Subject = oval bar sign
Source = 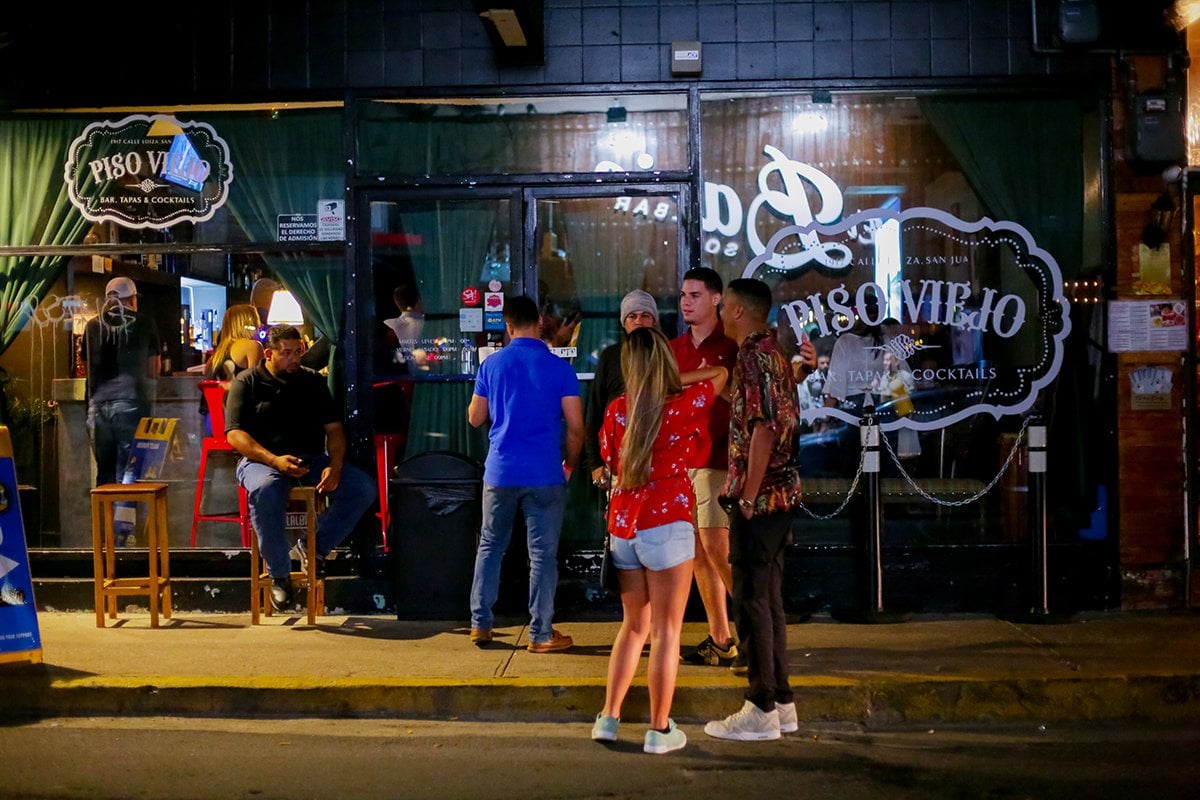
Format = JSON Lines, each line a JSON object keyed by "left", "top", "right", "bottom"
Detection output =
{"left": 744, "top": 207, "right": 1072, "bottom": 431}
{"left": 64, "top": 114, "right": 233, "bottom": 230}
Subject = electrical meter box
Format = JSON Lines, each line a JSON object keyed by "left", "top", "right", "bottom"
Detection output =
{"left": 1129, "top": 90, "right": 1186, "bottom": 164}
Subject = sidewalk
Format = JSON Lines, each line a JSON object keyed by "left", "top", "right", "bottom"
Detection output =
{"left": 3, "top": 610, "right": 1199, "bottom": 726}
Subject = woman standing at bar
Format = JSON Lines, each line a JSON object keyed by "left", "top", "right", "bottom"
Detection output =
{"left": 592, "top": 327, "right": 726, "bottom": 754}
{"left": 199, "top": 304, "right": 263, "bottom": 430}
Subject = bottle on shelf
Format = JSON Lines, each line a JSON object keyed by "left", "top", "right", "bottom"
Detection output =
{"left": 460, "top": 338, "right": 476, "bottom": 375}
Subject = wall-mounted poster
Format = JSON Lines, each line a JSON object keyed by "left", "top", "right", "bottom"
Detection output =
{"left": 1129, "top": 365, "right": 1173, "bottom": 410}
{"left": 1107, "top": 300, "right": 1188, "bottom": 353}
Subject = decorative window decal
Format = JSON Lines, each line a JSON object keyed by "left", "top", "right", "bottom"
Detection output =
{"left": 64, "top": 114, "right": 233, "bottom": 229}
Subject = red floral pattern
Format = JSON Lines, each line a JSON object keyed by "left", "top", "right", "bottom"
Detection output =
{"left": 600, "top": 381, "right": 715, "bottom": 539}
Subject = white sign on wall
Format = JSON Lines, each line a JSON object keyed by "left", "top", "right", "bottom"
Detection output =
{"left": 317, "top": 199, "right": 345, "bottom": 241}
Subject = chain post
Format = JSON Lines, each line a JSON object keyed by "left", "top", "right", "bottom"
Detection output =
{"left": 1028, "top": 415, "right": 1049, "bottom": 616}
{"left": 861, "top": 403, "right": 884, "bottom": 615}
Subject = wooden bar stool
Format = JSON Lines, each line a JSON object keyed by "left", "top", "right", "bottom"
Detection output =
{"left": 249, "top": 486, "right": 324, "bottom": 626}
{"left": 90, "top": 482, "right": 172, "bottom": 628}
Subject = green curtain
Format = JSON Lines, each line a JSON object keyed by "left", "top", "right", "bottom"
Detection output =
{"left": 0, "top": 118, "right": 93, "bottom": 352}
{"left": 921, "top": 97, "right": 1092, "bottom": 517}
{"left": 206, "top": 110, "right": 344, "bottom": 372}
{"left": 396, "top": 204, "right": 494, "bottom": 463}
{"left": 919, "top": 98, "right": 1084, "bottom": 279}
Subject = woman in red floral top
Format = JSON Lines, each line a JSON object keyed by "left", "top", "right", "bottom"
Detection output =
{"left": 591, "top": 327, "right": 726, "bottom": 754}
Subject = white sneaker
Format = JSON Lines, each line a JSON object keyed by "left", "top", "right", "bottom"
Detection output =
{"left": 703, "top": 700, "right": 781, "bottom": 741}
{"left": 777, "top": 701, "right": 798, "bottom": 733}
{"left": 290, "top": 538, "right": 308, "bottom": 571}
{"left": 643, "top": 720, "right": 686, "bottom": 754}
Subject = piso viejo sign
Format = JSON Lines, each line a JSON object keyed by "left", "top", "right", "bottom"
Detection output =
{"left": 744, "top": 206, "right": 1073, "bottom": 431}
{"left": 64, "top": 114, "right": 233, "bottom": 229}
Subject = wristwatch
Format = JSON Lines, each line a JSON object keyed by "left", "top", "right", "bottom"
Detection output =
{"left": 738, "top": 497, "right": 754, "bottom": 512}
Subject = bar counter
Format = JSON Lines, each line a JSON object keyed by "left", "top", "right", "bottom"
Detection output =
{"left": 53, "top": 376, "right": 242, "bottom": 550}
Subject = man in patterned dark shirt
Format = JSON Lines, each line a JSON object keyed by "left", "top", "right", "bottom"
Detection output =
{"left": 704, "top": 278, "right": 803, "bottom": 743}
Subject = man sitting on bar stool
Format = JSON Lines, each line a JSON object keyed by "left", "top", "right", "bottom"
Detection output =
{"left": 226, "top": 325, "right": 375, "bottom": 611}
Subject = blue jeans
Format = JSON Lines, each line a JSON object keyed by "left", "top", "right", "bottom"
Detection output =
{"left": 88, "top": 399, "right": 148, "bottom": 541}
{"left": 237, "top": 454, "right": 376, "bottom": 578}
{"left": 470, "top": 482, "right": 565, "bottom": 644}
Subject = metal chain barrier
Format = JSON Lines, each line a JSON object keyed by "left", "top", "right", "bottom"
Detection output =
{"left": 796, "top": 443, "right": 867, "bottom": 520}
{"left": 880, "top": 416, "right": 1033, "bottom": 507}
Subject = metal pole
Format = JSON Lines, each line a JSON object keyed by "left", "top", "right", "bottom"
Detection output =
{"left": 862, "top": 406, "right": 883, "bottom": 614}
{"left": 1028, "top": 420, "right": 1049, "bottom": 616}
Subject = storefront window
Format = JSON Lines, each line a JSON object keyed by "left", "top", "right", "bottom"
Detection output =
{"left": 699, "top": 91, "right": 1097, "bottom": 546}
{"left": 0, "top": 105, "right": 347, "bottom": 549}
{"left": 356, "top": 94, "right": 688, "bottom": 177}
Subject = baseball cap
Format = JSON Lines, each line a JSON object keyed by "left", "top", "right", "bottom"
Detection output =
{"left": 105, "top": 277, "right": 137, "bottom": 299}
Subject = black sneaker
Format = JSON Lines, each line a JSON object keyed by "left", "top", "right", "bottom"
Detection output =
{"left": 314, "top": 557, "right": 327, "bottom": 581}
{"left": 270, "top": 577, "right": 293, "bottom": 612}
{"left": 682, "top": 635, "right": 738, "bottom": 667}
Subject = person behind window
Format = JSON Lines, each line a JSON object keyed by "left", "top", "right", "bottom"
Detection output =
{"left": 81, "top": 277, "right": 160, "bottom": 547}
{"left": 382, "top": 283, "right": 425, "bottom": 371}
{"left": 592, "top": 326, "right": 727, "bottom": 755}
{"left": 206, "top": 304, "right": 263, "bottom": 382}
{"left": 198, "top": 304, "right": 264, "bottom": 432}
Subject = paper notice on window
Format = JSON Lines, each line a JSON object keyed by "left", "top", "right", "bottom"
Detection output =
{"left": 1107, "top": 300, "right": 1188, "bottom": 352}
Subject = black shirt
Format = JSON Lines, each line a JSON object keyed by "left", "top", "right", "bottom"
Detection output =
{"left": 81, "top": 304, "right": 159, "bottom": 404}
{"left": 225, "top": 362, "right": 338, "bottom": 457}
{"left": 582, "top": 340, "right": 627, "bottom": 475}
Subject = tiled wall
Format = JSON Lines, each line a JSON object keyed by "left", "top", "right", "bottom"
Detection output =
{"left": 2, "top": 1, "right": 1110, "bottom": 108}
{"left": 283, "top": 0, "right": 1099, "bottom": 89}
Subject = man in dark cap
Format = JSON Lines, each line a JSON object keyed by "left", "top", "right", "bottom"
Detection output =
{"left": 583, "top": 289, "right": 660, "bottom": 488}
{"left": 81, "top": 276, "right": 160, "bottom": 545}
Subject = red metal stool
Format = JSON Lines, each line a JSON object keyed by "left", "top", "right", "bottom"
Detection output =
{"left": 373, "top": 433, "right": 403, "bottom": 552}
{"left": 191, "top": 380, "right": 247, "bottom": 547}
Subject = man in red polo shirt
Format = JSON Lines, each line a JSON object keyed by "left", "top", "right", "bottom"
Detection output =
{"left": 670, "top": 267, "right": 741, "bottom": 667}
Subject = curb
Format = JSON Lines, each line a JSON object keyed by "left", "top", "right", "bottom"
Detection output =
{"left": 4, "top": 672, "right": 1198, "bottom": 726}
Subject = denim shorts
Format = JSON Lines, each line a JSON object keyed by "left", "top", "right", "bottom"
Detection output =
{"left": 610, "top": 521, "right": 696, "bottom": 572}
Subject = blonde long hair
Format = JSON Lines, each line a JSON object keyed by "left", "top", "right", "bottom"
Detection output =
{"left": 617, "top": 327, "right": 682, "bottom": 489}
{"left": 207, "top": 304, "right": 261, "bottom": 374}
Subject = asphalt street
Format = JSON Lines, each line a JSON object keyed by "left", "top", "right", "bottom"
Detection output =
{"left": 3, "top": 717, "right": 1198, "bottom": 800}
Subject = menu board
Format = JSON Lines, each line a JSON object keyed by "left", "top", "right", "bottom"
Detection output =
{"left": 1107, "top": 300, "right": 1188, "bottom": 352}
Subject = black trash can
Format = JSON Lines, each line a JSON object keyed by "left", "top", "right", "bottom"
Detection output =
{"left": 390, "top": 451, "right": 483, "bottom": 620}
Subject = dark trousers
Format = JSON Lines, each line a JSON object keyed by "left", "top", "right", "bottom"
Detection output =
{"left": 730, "top": 509, "right": 794, "bottom": 712}
{"left": 87, "top": 399, "right": 148, "bottom": 538}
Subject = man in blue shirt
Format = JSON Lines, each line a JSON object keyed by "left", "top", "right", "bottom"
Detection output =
{"left": 467, "top": 296, "right": 583, "bottom": 653}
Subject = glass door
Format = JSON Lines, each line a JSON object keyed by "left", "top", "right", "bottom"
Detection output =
{"left": 527, "top": 185, "right": 690, "bottom": 552}
{"left": 361, "top": 185, "right": 689, "bottom": 552}
{"left": 365, "top": 192, "right": 517, "bottom": 464}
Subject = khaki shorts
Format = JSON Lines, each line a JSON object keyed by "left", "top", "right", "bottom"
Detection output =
{"left": 689, "top": 468, "right": 730, "bottom": 530}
